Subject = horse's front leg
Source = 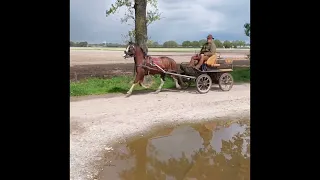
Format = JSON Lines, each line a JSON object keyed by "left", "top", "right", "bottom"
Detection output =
{"left": 154, "top": 74, "right": 165, "bottom": 94}
{"left": 126, "top": 68, "right": 144, "bottom": 97}
{"left": 126, "top": 83, "right": 138, "bottom": 97}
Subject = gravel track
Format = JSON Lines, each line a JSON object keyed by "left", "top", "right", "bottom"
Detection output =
{"left": 70, "top": 84, "right": 250, "bottom": 180}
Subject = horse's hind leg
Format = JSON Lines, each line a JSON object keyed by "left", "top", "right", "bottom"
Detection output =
{"left": 154, "top": 74, "right": 165, "bottom": 94}
{"left": 171, "top": 75, "right": 182, "bottom": 89}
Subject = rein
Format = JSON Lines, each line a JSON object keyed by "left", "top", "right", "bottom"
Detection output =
{"left": 137, "top": 57, "right": 160, "bottom": 72}
{"left": 133, "top": 49, "right": 160, "bottom": 72}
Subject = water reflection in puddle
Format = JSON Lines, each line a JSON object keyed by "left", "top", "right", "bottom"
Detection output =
{"left": 98, "top": 119, "right": 250, "bottom": 180}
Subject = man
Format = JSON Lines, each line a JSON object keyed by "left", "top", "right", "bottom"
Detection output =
{"left": 188, "top": 34, "right": 216, "bottom": 69}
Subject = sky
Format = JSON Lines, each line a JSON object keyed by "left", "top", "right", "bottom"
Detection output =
{"left": 70, "top": 0, "right": 250, "bottom": 44}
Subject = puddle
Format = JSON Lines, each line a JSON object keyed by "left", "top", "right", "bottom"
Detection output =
{"left": 98, "top": 119, "right": 250, "bottom": 180}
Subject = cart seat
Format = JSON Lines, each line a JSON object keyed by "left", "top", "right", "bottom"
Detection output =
{"left": 205, "top": 54, "right": 218, "bottom": 67}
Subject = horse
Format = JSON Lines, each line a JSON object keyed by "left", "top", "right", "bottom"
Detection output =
{"left": 122, "top": 42, "right": 183, "bottom": 96}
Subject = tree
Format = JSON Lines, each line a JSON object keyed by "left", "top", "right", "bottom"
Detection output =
{"left": 244, "top": 23, "right": 250, "bottom": 37}
{"left": 214, "top": 39, "right": 223, "bottom": 48}
{"left": 146, "top": 39, "right": 160, "bottom": 48}
{"left": 223, "top": 40, "right": 232, "bottom": 48}
{"left": 182, "top": 40, "right": 191, "bottom": 47}
{"left": 238, "top": 40, "right": 246, "bottom": 47}
{"left": 70, "top": 41, "right": 75, "bottom": 47}
{"left": 106, "top": 0, "right": 161, "bottom": 53}
{"left": 231, "top": 40, "right": 240, "bottom": 48}
{"left": 146, "top": 39, "right": 154, "bottom": 47}
{"left": 79, "top": 42, "right": 88, "bottom": 47}
{"left": 198, "top": 39, "right": 207, "bottom": 46}
{"left": 152, "top": 41, "right": 160, "bottom": 47}
{"left": 163, "top": 40, "right": 178, "bottom": 48}
{"left": 191, "top": 41, "right": 200, "bottom": 48}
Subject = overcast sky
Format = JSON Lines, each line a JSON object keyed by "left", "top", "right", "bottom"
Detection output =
{"left": 70, "top": 0, "right": 250, "bottom": 44}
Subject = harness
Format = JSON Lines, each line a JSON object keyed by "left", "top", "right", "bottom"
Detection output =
{"left": 130, "top": 45, "right": 169, "bottom": 74}
{"left": 136, "top": 56, "right": 161, "bottom": 74}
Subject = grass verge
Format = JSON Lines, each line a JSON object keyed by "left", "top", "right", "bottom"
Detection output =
{"left": 70, "top": 67, "right": 250, "bottom": 96}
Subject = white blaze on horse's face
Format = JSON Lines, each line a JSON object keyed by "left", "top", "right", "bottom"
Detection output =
{"left": 123, "top": 45, "right": 129, "bottom": 58}
{"left": 123, "top": 44, "right": 134, "bottom": 59}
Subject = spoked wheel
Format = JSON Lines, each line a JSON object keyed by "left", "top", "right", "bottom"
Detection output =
{"left": 196, "top": 74, "right": 212, "bottom": 94}
{"left": 218, "top": 73, "right": 234, "bottom": 91}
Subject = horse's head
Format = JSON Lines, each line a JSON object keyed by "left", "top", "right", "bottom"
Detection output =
{"left": 123, "top": 42, "right": 136, "bottom": 59}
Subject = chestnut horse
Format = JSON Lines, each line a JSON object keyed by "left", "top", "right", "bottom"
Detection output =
{"left": 123, "top": 42, "right": 183, "bottom": 96}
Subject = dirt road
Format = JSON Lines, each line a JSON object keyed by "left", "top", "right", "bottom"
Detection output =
{"left": 70, "top": 84, "right": 250, "bottom": 180}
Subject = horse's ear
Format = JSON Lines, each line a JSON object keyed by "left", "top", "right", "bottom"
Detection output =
{"left": 128, "top": 41, "right": 133, "bottom": 45}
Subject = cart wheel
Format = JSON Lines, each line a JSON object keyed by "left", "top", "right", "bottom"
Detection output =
{"left": 196, "top": 74, "right": 212, "bottom": 94}
{"left": 219, "top": 73, "right": 234, "bottom": 91}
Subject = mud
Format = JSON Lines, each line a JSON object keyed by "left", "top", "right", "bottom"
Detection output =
{"left": 97, "top": 119, "right": 250, "bottom": 180}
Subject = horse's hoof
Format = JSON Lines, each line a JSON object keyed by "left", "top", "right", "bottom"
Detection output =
{"left": 153, "top": 91, "right": 160, "bottom": 94}
{"left": 125, "top": 93, "right": 131, "bottom": 97}
{"left": 176, "top": 86, "right": 182, "bottom": 90}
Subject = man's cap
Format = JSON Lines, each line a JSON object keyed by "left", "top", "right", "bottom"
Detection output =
{"left": 207, "top": 34, "right": 214, "bottom": 39}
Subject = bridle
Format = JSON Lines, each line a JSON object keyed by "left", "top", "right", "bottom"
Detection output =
{"left": 123, "top": 44, "right": 136, "bottom": 59}
{"left": 124, "top": 44, "right": 158, "bottom": 72}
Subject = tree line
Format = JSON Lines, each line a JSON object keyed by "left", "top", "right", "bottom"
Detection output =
{"left": 70, "top": 39, "right": 249, "bottom": 49}
{"left": 70, "top": 41, "right": 88, "bottom": 47}
{"left": 149, "top": 39, "right": 248, "bottom": 48}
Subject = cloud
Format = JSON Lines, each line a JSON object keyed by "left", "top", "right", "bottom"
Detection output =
{"left": 70, "top": 0, "right": 250, "bottom": 44}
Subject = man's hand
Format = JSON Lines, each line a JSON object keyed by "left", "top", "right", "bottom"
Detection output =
{"left": 204, "top": 52, "right": 211, "bottom": 57}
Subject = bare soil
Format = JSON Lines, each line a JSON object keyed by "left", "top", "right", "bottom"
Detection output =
{"left": 70, "top": 50, "right": 250, "bottom": 81}
{"left": 70, "top": 50, "right": 249, "bottom": 66}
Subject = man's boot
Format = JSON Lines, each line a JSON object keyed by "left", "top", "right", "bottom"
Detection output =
{"left": 195, "top": 59, "right": 204, "bottom": 69}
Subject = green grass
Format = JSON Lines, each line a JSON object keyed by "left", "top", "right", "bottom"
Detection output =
{"left": 70, "top": 75, "right": 176, "bottom": 96}
{"left": 70, "top": 67, "right": 250, "bottom": 96}
{"left": 231, "top": 67, "right": 250, "bottom": 82}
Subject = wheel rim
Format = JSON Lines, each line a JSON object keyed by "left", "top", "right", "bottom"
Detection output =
{"left": 198, "top": 76, "right": 211, "bottom": 91}
{"left": 220, "top": 74, "right": 233, "bottom": 91}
